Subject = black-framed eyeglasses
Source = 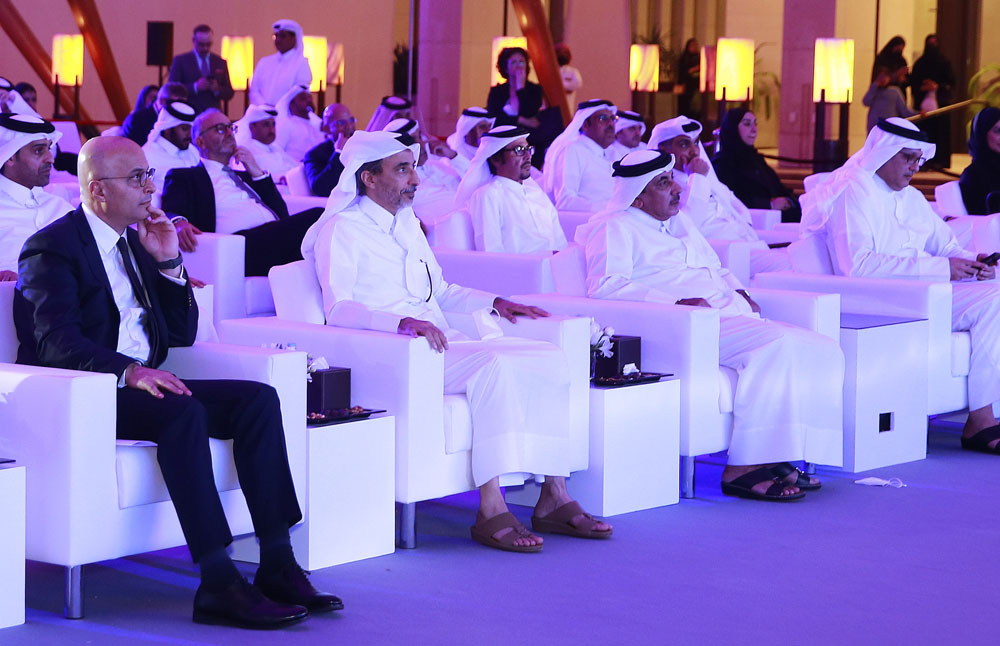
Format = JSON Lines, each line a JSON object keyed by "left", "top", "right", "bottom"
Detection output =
{"left": 96, "top": 167, "right": 156, "bottom": 187}
{"left": 507, "top": 144, "right": 534, "bottom": 158}
{"left": 206, "top": 123, "right": 237, "bottom": 136}
{"left": 900, "top": 152, "right": 927, "bottom": 168}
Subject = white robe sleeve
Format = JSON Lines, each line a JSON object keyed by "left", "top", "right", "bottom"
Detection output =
{"left": 427, "top": 247, "right": 499, "bottom": 312}
{"left": 553, "top": 146, "right": 592, "bottom": 211}
{"left": 826, "top": 184, "right": 951, "bottom": 279}
{"left": 922, "top": 198, "right": 977, "bottom": 261}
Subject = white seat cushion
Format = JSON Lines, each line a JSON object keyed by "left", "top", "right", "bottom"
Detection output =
{"left": 718, "top": 366, "right": 738, "bottom": 414}
{"left": 115, "top": 438, "right": 241, "bottom": 509}
{"left": 951, "top": 331, "right": 971, "bottom": 377}
{"left": 244, "top": 276, "right": 276, "bottom": 316}
{"left": 442, "top": 394, "right": 473, "bottom": 454}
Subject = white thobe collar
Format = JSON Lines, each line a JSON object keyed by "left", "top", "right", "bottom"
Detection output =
{"left": 150, "top": 135, "right": 188, "bottom": 158}
{"left": 494, "top": 175, "right": 526, "bottom": 194}
{"left": 578, "top": 134, "right": 614, "bottom": 161}
{"left": 0, "top": 172, "right": 44, "bottom": 206}
{"left": 358, "top": 196, "right": 404, "bottom": 236}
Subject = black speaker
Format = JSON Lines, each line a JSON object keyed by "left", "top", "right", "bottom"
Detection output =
{"left": 146, "top": 21, "right": 174, "bottom": 67}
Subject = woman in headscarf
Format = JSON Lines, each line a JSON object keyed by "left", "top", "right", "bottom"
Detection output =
{"left": 872, "top": 35, "right": 908, "bottom": 93}
{"left": 712, "top": 107, "right": 801, "bottom": 222}
{"left": 959, "top": 107, "right": 1000, "bottom": 215}
{"left": 676, "top": 38, "right": 701, "bottom": 119}
{"left": 910, "top": 34, "right": 955, "bottom": 169}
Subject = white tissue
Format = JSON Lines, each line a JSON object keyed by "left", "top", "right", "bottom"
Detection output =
{"left": 854, "top": 477, "right": 906, "bottom": 488}
{"left": 623, "top": 363, "right": 640, "bottom": 376}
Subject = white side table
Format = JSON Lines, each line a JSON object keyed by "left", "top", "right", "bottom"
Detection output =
{"left": 567, "top": 378, "right": 680, "bottom": 516}
{"left": 0, "top": 464, "right": 25, "bottom": 628}
{"left": 840, "top": 314, "right": 930, "bottom": 472}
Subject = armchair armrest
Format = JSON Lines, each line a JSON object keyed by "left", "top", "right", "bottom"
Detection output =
{"left": 0, "top": 364, "right": 117, "bottom": 564}
{"left": 749, "top": 208, "right": 781, "bottom": 230}
{"left": 753, "top": 288, "right": 841, "bottom": 340}
{"left": 755, "top": 228, "right": 799, "bottom": 245}
{"left": 218, "top": 317, "right": 446, "bottom": 501}
{"left": 284, "top": 195, "right": 328, "bottom": 213}
{"left": 434, "top": 248, "right": 554, "bottom": 295}
{"left": 183, "top": 233, "right": 246, "bottom": 324}
{"left": 708, "top": 238, "right": 760, "bottom": 287}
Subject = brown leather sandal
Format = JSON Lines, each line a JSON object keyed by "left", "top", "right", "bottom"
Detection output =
{"left": 470, "top": 511, "right": 543, "bottom": 553}
{"left": 531, "top": 501, "right": 613, "bottom": 539}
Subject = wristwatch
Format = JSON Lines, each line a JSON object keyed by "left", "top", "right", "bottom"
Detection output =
{"left": 157, "top": 253, "right": 183, "bottom": 270}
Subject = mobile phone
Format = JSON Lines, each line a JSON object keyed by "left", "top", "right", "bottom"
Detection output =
{"left": 983, "top": 252, "right": 1000, "bottom": 266}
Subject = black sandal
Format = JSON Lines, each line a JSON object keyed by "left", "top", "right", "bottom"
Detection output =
{"left": 961, "top": 425, "right": 1000, "bottom": 455}
{"left": 771, "top": 462, "right": 821, "bottom": 491}
{"left": 721, "top": 466, "right": 806, "bottom": 502}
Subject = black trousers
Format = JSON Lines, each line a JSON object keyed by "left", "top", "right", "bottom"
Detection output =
{"left": 237, "top": 207, "right": 324, "bottom": 277}
{"left": 116, "top": 379, "right": 302, "bottom": 562}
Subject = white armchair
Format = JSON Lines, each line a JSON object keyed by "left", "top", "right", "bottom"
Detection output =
{"left": 519, "top": 244, "right": 840, "bottom": 497}
{"left": 183, "top": 234, "right": 275, "bottom": 325}
{"left": 434, "top": 248, "right": 555, "bottom": 295}
{"left": 934, "top": 180, "right": 968, "bottom": 217}
{"left": 217, "top": 260, "right": 590, "bottom": 547}
{"left": 0, "top": 282, "right": 307, "bottom": 618}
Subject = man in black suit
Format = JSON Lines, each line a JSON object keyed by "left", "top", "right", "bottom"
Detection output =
{"left": 121, "top": 83, "right": 188, "bottom": 147}
{"left": 303, "top": 103, "right": 355, "bottom": 197}
{"left": 168, "top": 24, "right": 235, "bottom": 113}
{"left": 162, "top": 109, "right": 322, "bottom": 276}
{"left": 14, "top": 136, "right": 341, "bottom": 628}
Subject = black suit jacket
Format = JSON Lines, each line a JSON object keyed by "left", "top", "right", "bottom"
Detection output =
{"left": 168, "top": 51, "right": 235, "bottom": 112}
{"left": 302, "top": 139, "right": 344, "bottom": 197}
{"left": 14, "top": 207, "right": 197, "bottom": 378}
{"left": 121, "top": 106, "right": 157, "bottom": 146}
{"left": 161, "top": 163, "right": 289, "bottom": 233}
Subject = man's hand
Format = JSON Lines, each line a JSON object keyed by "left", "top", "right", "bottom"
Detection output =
{"left": 428, "top": 139, "right": 457, "bottom": 159}
{"left": 493, "top": 297, "right": 549, "bottom": 323}
{"left": 950, "top": 257, "right": 987, "bottom": 281}
{"left": 175, "top": 219, "right": 202, "bottom": 252}
{"left": 398, "top": 317, "right": 449, "bottom": 352}
{"left": 0, "top": 270, "right": 16, "bottom": 282}
{"left": 737, "top": 289, "right": 761, "bottom": 313}
{"left": 232, "top": 146, "right": 264, "bottom": 177}
{"left": 675, "top": 297, "right": 710, "bottom": 307}
{"left": 194, "top": 77, "right": 213, "bottom": 92}
{"left": 189, "top": 275, "right": 207, "bottom": 288}
{"left": 137, "top": 206, "right": 179, "bottom": 263}
{"left": 976, "top": 253, "right": 997, "bottom": 280}
{"left": 770, "top": 197, "right": 793, "bottom": 210}
{"left": 685, "top": 158, "right": 710, "bottom": 176}
{"left": 125, "top": 364, "right": 192, "bottom": 399}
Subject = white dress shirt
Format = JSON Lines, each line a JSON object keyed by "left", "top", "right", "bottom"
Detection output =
{"left": 242, "top": 138, "right": 299, "bottom": 181}
{"left": 142, "top": 136, "right": 200, "bottom": 198}
{"left": 201, "top": 159, "right": 277, "bottom": 233}
{"left": 548, "top": 135, "right": 614, "bottom": 212}
{"left": 583, "top": 206, "right": 751, "bottom": 315}
{"left": 0, "top": 173, "right": 73, "bottom": 272}
{"left": 677, "top": 170, "right": 759, "bottom": 242}
{"left": 469, "top": 176, "right": 567, "bottom": 253}
{"left": 276, "top": 115, "right": 325, "bottom": 164}
{"left": 313, "top": 196, "right": 497, "bottom": 334}
{"left": 249, "top": 51, "right": 312, "bottom": 107}
{"left": 825, "top": 173, "right": 975, "bottom": 279}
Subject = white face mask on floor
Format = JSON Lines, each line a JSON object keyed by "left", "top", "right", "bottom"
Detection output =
{"left": 854, "top": 477, "right": 907, "bottom": 488}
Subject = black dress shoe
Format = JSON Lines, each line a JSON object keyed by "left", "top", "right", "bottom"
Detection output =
{"left": 254, "top": 563, "right": 344, "bottom": 613}
{"left": 193, "top": 577, "right": 309, "bottom": 628}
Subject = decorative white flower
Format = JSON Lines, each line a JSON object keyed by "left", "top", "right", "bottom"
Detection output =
{"left": 589, "top": 318, "right": 603, "bottom": 346}
{"left": 597, "top": 337, "right": 613, "bottom": 358}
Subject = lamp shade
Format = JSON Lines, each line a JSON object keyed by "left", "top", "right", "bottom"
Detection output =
{"left": 699, "top": 45, "right": 716, "bottom": 94}
{"left": 221, "top": 36, "right": 254, "bottom": 91}
{"left": 629, "top": 44, "right": 659, "bottom": 92}
{"left": 52, "top": 34, "right": 83, "bottom": 86}
{"left": 813, "top": 38, "right": 854, "bottom": 103}
{"left": 715, "top": 38, "right": 754, "bottom": 101}
{"left": 491, "top": 36, "right": 528, "bottom": 86}
{"left": 303, "top": 36, "right": 328, "bottom": 92}
{"left": 329, "top": 42, "right": 345, "bottom": 86}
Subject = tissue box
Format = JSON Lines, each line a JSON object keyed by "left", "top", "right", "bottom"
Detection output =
{"left": 307, "top": 367, "right": 351, "bottom": 413}
{"left": 594, "top": 335, "right": 641, "bottom": 378}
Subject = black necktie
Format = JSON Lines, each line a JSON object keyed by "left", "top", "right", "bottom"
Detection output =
{"left": 221, "top": 166, "right": 281, "bottom": 220}
{"left": 116, "top": 237, "right": 160, "bottom": 362}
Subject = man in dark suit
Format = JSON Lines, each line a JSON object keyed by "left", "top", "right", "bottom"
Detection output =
{"left": 168, "top": 24, "right": 235, "bottom": 113}
{"left": 303, "top": 103, "right": 355, "bottom": 197}
{"left": 121, "top": 83, "right": 188, "bottom": 147}
{"left": 162, "top": 109, "right": 322, "bottom": 276}
{"left": 14, "top": 136, "right": 341, "bottom": 628}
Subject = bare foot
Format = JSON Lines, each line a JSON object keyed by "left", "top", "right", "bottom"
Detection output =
{"left": 534, "top": 478, "right": 612, "bottom": 534}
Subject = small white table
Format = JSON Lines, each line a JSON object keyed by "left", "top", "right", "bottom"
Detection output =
{"left": 840, "top": 314, "right": 930, "bottom": 473}
{"left": 567, "top": 378, "right": 680, "bottom": 516}
{"left": 0, "top": 463, "right": 25, "bottom": 628}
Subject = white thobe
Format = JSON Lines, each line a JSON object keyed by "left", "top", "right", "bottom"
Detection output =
{"left": 275, "top": 115, "right": 325, "bottom": 165}
{"left": 607, "top": 141, "right": 641, "bottom": 162}
{"left": 242, "top": 138, "right": 299, "bottom": 181}
{"left": 826, "top": 173, "right": 1000, "bottom": 410}
{"left": 0, "top": 174, "right": 73, "bottom": 272}
{"left": 141, "top": 136, "right": 200, "bottom": 198}
{"left": 249, "top": 51, "right": 312, "bottom": 107}
{"left": 312, "top": 196, "right": 572, "bottom": 484}
{"left": 584, "top": 207, "right": 844, "bottom": 465}
{"left": 469, "top": 176, "right": 567, "bottom": 253}
{"left": 548, "top": 136, "right": 614, "bottom": 212}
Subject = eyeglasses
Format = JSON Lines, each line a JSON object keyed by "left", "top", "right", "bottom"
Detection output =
{"left": 205, "top": 123, "right": 237, "bottom": 136}
{"left": 506, "top": 144, "right": 535, "bottom": 158}
{"left": 900, "top": 152, "right": 927, "bottom": 168}
{"left": 96, "top": 167, "right": 156, "bottom": 187}
{"left": 332, "top": 117, "right": 357, "bottom": 127}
